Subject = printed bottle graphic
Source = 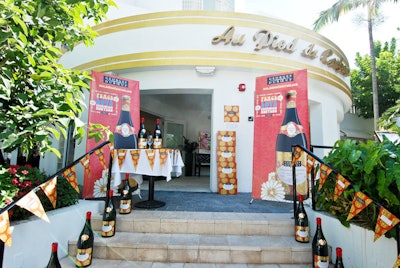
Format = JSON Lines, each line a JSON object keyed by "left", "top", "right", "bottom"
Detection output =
{"left": 153, "top": 118, "right": 163, "bottom": 149}
{"left": 138, "top": 117, "right": 148, "bottom": 149}
{"left": 114, "top": 95, "right": 138, "bottom": 149}
{"left": 275, "top": 90, "right": 308, "bottom": 200}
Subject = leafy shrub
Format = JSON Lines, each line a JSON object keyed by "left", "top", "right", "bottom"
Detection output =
{"left": 317, "top": 138, "right": 400, "bottom": 239}
{"left": 0, "top": 164, "right": 79, "bottom": 221}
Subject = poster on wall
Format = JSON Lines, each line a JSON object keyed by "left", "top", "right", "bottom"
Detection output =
{"left": 83, "top": 71, "right": 140, "bottom": 198}
{"left": 252, "top": 69, "right": 310, "bottom": 202}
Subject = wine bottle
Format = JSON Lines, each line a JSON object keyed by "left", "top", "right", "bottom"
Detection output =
{"left": 138, "top": 117, "right": 148, "bottom": 149}
{"left": 114, "top": 95, "right": 138, "bottom": 149}
{"left": 334, "top": 247, "right": 345, "bottom": 268}
{"left": 312, "top": 217, "right": 329, "bottom": 268}
{"left": 102, "top": 189, "right": 116, "bottom": 237}
{"left": 294, "top": 194, "right": 309, "bottom": 243}
{"left": 45, "top": 242, "right": 61, "bottom": 268}
{"left": 275, "top": 89, "right": 308, "bottom": 200}
{"left": 153, "top": 118, "right": 162, "bottom": 149}
{"left": 119, "top": 174, "right": 132, "bottom": 214}
{"left": 75, "top": 211, "right": 94, "bottom": 267}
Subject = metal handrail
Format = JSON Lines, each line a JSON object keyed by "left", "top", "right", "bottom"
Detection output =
{"left": 292, "top": 144, "right": 400, "bottom": 257}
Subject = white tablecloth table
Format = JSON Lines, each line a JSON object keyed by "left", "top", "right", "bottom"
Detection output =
{"left": 111, "top": 149, "right": 184, "bottom": 208}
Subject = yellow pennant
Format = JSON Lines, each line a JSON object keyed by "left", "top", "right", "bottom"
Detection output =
{"left": 62, "top": 166, "right": 79, "bottom": 193}
{"left": 40, "top": 177, "right": 57, "bottom": 208}
{"left": 0, "top": 211, "right": 12, "bottom": 247}
{"left": 16, "top": 191, "right": 49, "bottom": 223}
{"left": 333, "top": 173, "right": 351, "bottom": 201}
{"left": 374, "top": 206, "right": 399, "bottom": 242}
{"left": 346, "top": 191, "right": 373, "bottom": 221}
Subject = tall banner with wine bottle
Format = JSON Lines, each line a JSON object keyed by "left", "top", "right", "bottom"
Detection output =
{"left": 83, "top": 71, "right": 140, "bottom": 198}
{"left": 252, "top": 69, "right": 310, "bottom": 202}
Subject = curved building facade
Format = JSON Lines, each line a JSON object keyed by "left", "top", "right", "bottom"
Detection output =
{"left": 57, "top": 9, "right": 352, "bottom": 193}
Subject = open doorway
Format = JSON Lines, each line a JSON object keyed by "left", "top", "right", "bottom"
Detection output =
{"left": 140, "top": 89, "right": 212, "bottom": 192}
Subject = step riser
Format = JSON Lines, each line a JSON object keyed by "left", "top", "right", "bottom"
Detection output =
{"left": 91, "top": 216, "right": 294, "bottom": 236}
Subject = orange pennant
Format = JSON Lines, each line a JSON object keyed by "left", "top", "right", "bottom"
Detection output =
{"left": 0, "top": 211, "right": 12, "bottom": 247}
{"left": 108, "top": 143, "right": 114, "bottom": 152}
{"left": 291, "top": 146, "right": 303, "bottom": 166}
{"left": 374, "top": 206, "right": 400, "bottom": 242}
{"left": 145, "top": 149, "right": 156, "bottom": 170}
{"left": 95, "top": 148, "right": 107, "bottom": 170}
{"left": 62, "top": 166, "right": 79, "bottom": 193}
{"left": 306, "top": 154, "right": 316, "bottom": 177}
{"left": 334, "top": 174, "right": 350, "bottom": 201}
{"left": 41, "top": 177, "right": 57, "bottom": 208}
{"left": 346, "top": 191, "right": 373, "bottom": 221}
{"left": 117, "top": 149, "right": 127, "bottom": 169}
{"left": 16, "top": 191, "right": 49, "bottom": 223}
{"left": 318, "top": 164, "right": 332, "bottom": 190}
{"left": 159, "top": 149, "right": 169, "bottom": 169}
{"left": 80, "top": 154, "right": 91, "bottom": 177}
{"left": 393, "top": 254, "right": 400, "bottom": 267}
{"left": 129, "top": 149, "right": 141, "bottom": 171}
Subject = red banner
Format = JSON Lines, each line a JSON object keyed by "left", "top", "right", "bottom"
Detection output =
{"left": 83, "top": 71, "right": 139, "bottom": 198}
{"left": 252, "top": 69, "right": 310, "bottom": 201}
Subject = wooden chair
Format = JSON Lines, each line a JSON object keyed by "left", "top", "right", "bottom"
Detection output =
{"left": 194, "top": 152, "right": 210, "bottom": 176}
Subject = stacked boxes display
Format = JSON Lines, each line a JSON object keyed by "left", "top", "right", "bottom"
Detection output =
{"left": 216, "top": 131, "right": 237, "bottom": 194}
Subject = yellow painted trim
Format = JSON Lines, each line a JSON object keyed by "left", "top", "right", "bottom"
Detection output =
{"left": 73, "top": 50, "right": 351, "bottom": 98}
{"left": 93, "top": 10, "right": 348, "bottom": 66}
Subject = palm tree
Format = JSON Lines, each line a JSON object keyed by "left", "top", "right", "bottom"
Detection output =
{"left": 313, "top": 0, "right": 398, "bottom": 131}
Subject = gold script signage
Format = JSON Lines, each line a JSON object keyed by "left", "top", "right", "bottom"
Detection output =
{"left": 211, "top": 26, "right": 349, "bottom": 77}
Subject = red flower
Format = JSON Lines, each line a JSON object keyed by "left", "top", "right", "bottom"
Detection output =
{"left": 8, "top": 167, "right": 17, "bottom": 175}
{"left": 21, "top": 170, "right": 29, "bottom": 175}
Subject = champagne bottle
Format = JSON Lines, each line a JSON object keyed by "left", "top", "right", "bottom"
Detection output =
{"left": 294, "top": 194, "right": 309, "bottom": 243}
{"left": 138, "top": 117, "right": 148, "bottom": 149}
{"left": 119, "top": 174, "right": 132, "bottom": 214}
{"left": 75, "top": 211, "right": 94, "bottom": 267}
{"left": 312, "top": 217, "right": 329, "bottom": 268}
{"left": 334, "top": 247, "right": 345, "bottom": 268}
{"left": 102, "top": 189, "right": 116, "bottom": 237}
{"left": 275, "top": 90, "right": 308, "bottom": 200}
{"left": 153, "top": 118, "right": 162, "bottom": 149}
{"left": 114, "top": 95, "right": 138, "bottom": 149}
{"left": 45, "top": 242, "right": 61, "bottom": 268}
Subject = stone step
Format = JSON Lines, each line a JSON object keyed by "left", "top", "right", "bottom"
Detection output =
{"left": 90, "top": 211, "right": 295, "bottom": 236}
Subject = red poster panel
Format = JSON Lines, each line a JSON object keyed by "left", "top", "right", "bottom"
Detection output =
{"left": 252, "top": 69, "right": 310, "bottom": 202}
{"left": 83, "top": 71, "right": 140, "bottom": 198}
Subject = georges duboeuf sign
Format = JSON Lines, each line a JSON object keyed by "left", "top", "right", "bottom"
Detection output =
{"left": 211, "top": 26, "right": 350, "bottom": 77}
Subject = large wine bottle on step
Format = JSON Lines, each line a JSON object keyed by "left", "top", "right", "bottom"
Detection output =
{"left": 102, "top": 189, "right": 116, "bottom": 237}
{"left": 275, "top": 89, "right": 308, "bottom": 200}
{"left": 138, "top": 117, "right": 148, "bottom": 149}
{"left": 294, "top": 194, "right": 309, "bottom": 243}
{"left": 312, "top": 217, "right": 329, "bottom": 268}
{"left": 334, "top": 247, "right": 345, "bottom": 268}
{"left": 45, "top": 242, "right": 61, "bottom": 268}
{"left": 119, "top": 174, "right": 132, "bottom": 214}
{"left": 114, "top": 95, "right": 138, "bottom": 149}
{"left": 153, "top": 118, "right": 162, "bottom": 149}
{"left": 75, "top": 211, "right": 94, "bottom": 267}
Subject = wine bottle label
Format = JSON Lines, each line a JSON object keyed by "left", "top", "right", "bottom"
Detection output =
{"left": 115, "top": 123, "right": 135, "bottom": 137}
{"left": 80, "top": 234, "right": 89, "bottom": 241}
{"left": 276, "top": 151, "right": 307, "bottom": 195}
{"left": 101, "top": 220, "right": 115, "bottom": 237}
{"left": 138, "top": 138, "right": 147, "bottom": 149}
{"left": 119, "top": 200, "right": 132, "bottom": 213}
{"left": 75, "top": 247, "right": 92, "bottom": 266}
{"left": 298, "top": 212, "right": 306, "bottom": 219}
{"left": 279, "top": 121, "right": 303, "bottom": 137}
{"left": 153, "top": 138, "right": 162, "bottom": 149}
{"left": 313, "top": 255, "right": 329, "bottom": 268}
{"left": 295, "top": 226, "right": 309, "bottom": 242}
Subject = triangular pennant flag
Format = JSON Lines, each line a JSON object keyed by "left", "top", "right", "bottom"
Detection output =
{"left": 346, "top": 191, "right": 373, "bottom": 221}
{"left": 117, "top": 149, "right": 127, "bottom": 169}
{"left": 129, "top": 149, "right": 141, "bottom": 171}
{"left": 0, "top": 211, "right": 12, "bottom": 247}
{"left": 145, "top": 149, "right": 156, "bottom": 170}
{"left": 108, "top": 143, "right": 114, "bottom": 152}
{"left": 16, "top": 191, "right": 49, "bottom": 223}
{"left": 62, "top": 166, "right": 80, "bottom": 193}
{"left": 318, "top": 164, "right": 332, "bottom": 190}
{"left": 393, "top": 254, "right": 400, "bottom": 267}
{"left": 80, "top": 154, "right": 91, "bottom": 177}
{"left": 40, "top": 177, "right": 57, "bottom": 208}
{"left": 159, "top": 148, "right": 169, "bottom": 169}
{"left": 291, "top": 146, "right": 303, "bottom": 166}
{"left": 334, "top": 173, "right": 350, "bottom": 201}
{"left": 306, "top": 154, "right": 316, "bottom": 177}
{"left": 95, "top": 148, "right": 107, "bottom": 170}
{"left": 374, "top": 206, "right": 400, "bottom": 242}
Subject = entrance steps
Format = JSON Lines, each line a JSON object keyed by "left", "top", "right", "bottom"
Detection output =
{"left": 60, "top": 210, "right": 312, "bottom": 267}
